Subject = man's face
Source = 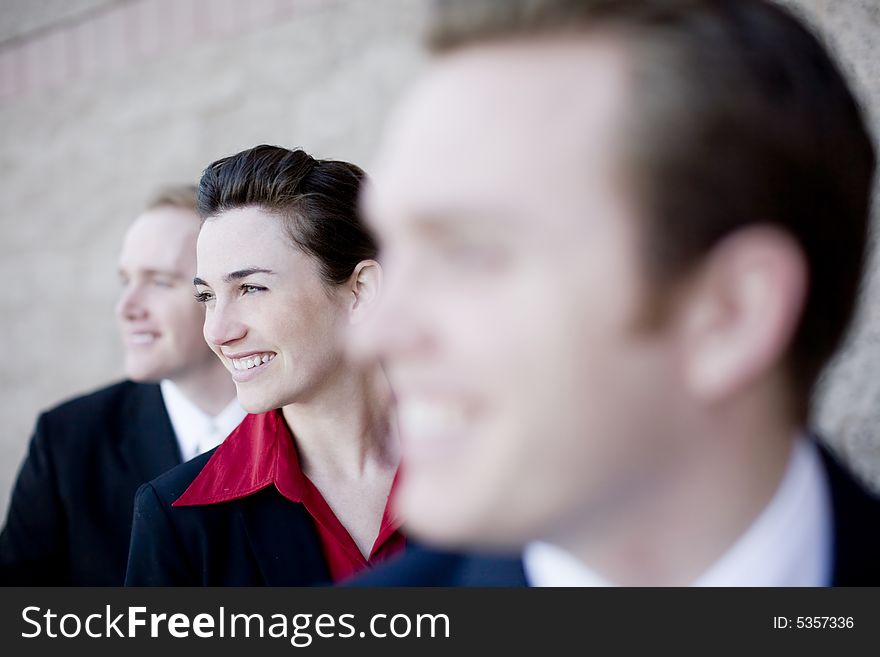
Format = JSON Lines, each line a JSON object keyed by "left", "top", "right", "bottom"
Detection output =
{"left": 353, "top": 39, "right": 686, "bottom": 550}
{"left": 115, "top": 206, "right": 217, "bottom": 383}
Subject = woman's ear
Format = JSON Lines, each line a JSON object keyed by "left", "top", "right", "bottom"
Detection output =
{"left": 348, "top": 259, "right": 383, "bottom": 323}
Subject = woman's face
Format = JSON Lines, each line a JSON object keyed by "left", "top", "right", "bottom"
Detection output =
{"left": 195, "top": 206, "right": 350, "bottom": 413}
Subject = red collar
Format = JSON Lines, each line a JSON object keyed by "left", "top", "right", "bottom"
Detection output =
{"left": 173, "top": 409, "right": 405, "bottom": 581}
{"left": 173, "top": 410, "right": 309, "bottom": 507}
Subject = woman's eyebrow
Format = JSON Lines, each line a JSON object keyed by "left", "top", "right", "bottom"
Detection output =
{"left": 224, "top": 267, "right": 276, "bottom": 282}
{"left": 193, "top": 268, "right": 277, "bottom": 287}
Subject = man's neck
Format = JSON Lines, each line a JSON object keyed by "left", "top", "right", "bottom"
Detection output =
{"left": 557, "top": 414, "right": 800, "bottom": 586}
{"left": 168, "top": 361, "right": 237, "bottom": 416}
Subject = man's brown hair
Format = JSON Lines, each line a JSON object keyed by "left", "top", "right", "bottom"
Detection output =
{"left": 428, "top": 0, "right": 877, "bottom": 418}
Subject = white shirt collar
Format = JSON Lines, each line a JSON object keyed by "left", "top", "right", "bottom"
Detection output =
{"left": 159, "top": 379, "right": 246, "bottom": 463}
{"left": 523, "top": 436, "right": 833, "bottom": 587}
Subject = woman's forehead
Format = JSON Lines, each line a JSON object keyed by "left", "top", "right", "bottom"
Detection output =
{"left": 196, "top": 209, "right": 305, "bottom": 281}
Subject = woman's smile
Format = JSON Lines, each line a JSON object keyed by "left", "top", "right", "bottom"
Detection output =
{"left": 225, "top": 350, "right": 277, "bottom": 382}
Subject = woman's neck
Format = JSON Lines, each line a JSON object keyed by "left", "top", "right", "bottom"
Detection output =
{"left": 281, "top": 364, "right": 399, "bottom": 480}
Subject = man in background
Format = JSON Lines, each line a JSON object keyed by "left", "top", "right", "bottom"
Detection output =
{"left": 0, "top": 185, "right": 244, "bottom": 585}
{"left": 349, "top": 0, "right": 880, "bottom": 585}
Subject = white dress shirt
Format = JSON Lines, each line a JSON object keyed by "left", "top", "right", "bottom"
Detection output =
{"left": 160, "top": 379, "right": 246, "bottom": 463}
{"left": 523, "top": 436, "right": 833, "bottom": 587}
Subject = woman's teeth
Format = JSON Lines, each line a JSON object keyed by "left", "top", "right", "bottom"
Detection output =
{"left": 231, "top": 353, "right": 275, "bottom": 370}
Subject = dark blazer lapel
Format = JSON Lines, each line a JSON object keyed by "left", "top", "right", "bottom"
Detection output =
{"left": 456, "top": 553, "right": 529, "bottom": 586}
{"left": 345, "top": 546, "right": 528, "bottom": 587}
{"left": 238, "top": 488, "right": 330, "bottom": 586}
{"left": 123, "top": 383, "right": 182, "bottom": 484}
{"left": 817, "top": 443, "right": 880, "bottom": 585}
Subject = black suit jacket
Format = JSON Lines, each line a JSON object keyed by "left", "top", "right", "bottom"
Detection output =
{"left": 125, "top": 449, "right": 330, "bottom": 586}
{"left": 0, "top": 381, "right": 182, "bottom": 586}
{"left": 350, "top": 445, "right": 880, "bottom": 586}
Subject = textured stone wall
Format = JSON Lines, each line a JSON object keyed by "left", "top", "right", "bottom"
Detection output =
{"left": 0, "top": 0, "right": 878, "bottom": 518}
{"left": 781, "top": 0, "right": 880, "bottom": 491}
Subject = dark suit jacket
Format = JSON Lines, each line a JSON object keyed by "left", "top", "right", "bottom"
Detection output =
{"left": 125, "top": 449, "right": 330, "bottom": 586}
{"left": 349, "top": 445, "right": 880, "bottom": 586}
{"left": 0, "top": 381, "right": 182, "bottom": 586}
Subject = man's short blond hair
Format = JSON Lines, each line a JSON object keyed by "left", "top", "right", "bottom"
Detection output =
{"left": 144, "top": 184, "right": 199, "bottom": 214}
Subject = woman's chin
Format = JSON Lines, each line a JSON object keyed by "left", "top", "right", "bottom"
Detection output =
{"left": 236, "top": 394, "right": 277, "bottom": 415}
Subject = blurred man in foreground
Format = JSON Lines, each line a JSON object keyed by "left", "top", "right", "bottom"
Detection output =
{"left": 349, "top": 0, "right": 879, "bottom": 585}
{"left": 0, "top": 186, "right": 243, "bottom": 585}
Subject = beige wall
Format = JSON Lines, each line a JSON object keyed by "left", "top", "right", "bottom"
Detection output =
{"left": 0, "top": 0, "right": 878, "bottom": 518}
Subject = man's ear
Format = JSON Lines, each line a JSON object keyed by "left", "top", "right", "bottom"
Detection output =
{"left": 678, "top": 225, "right": 808, "bottom": 403}
{"left": 348, "top": 259, "right": 383, "bottom": 324}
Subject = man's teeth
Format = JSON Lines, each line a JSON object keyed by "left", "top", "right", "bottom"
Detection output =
{"left": 231, "top": 353, "right": 275, "bottom": 371}
{"left": 130, "top": 333, "right": 155, "bottom": 344}
{"left": 397, "top": 399, "right": 468, "bottom": 441}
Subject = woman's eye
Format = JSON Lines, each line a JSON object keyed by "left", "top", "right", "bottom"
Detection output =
{"left": 242, "top": 284, "right": 265, "bottom": 295}
{"left": 194, "top": 291, "right": 214, "bottom": 304}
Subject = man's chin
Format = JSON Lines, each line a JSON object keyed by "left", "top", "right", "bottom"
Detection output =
{"left": 124, "top": 364, "right": 163, "bottom": 383}
{"left": 397, "top": 487, "right": 525, "bottom": 554}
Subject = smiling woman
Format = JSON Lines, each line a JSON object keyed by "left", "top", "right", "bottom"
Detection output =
{"left": 194, "top": 202, "right": 361, "bottom": 414}
{"left": 125, "top": 145, "right": 404, "bottom": 586}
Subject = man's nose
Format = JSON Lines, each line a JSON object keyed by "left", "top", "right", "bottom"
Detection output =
{"left": 115, "top": 282, "right": 147, "bottom": 321}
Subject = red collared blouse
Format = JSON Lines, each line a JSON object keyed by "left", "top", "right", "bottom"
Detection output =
{"left": 173, "top": 410, "right": 405, "bottom": 582}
